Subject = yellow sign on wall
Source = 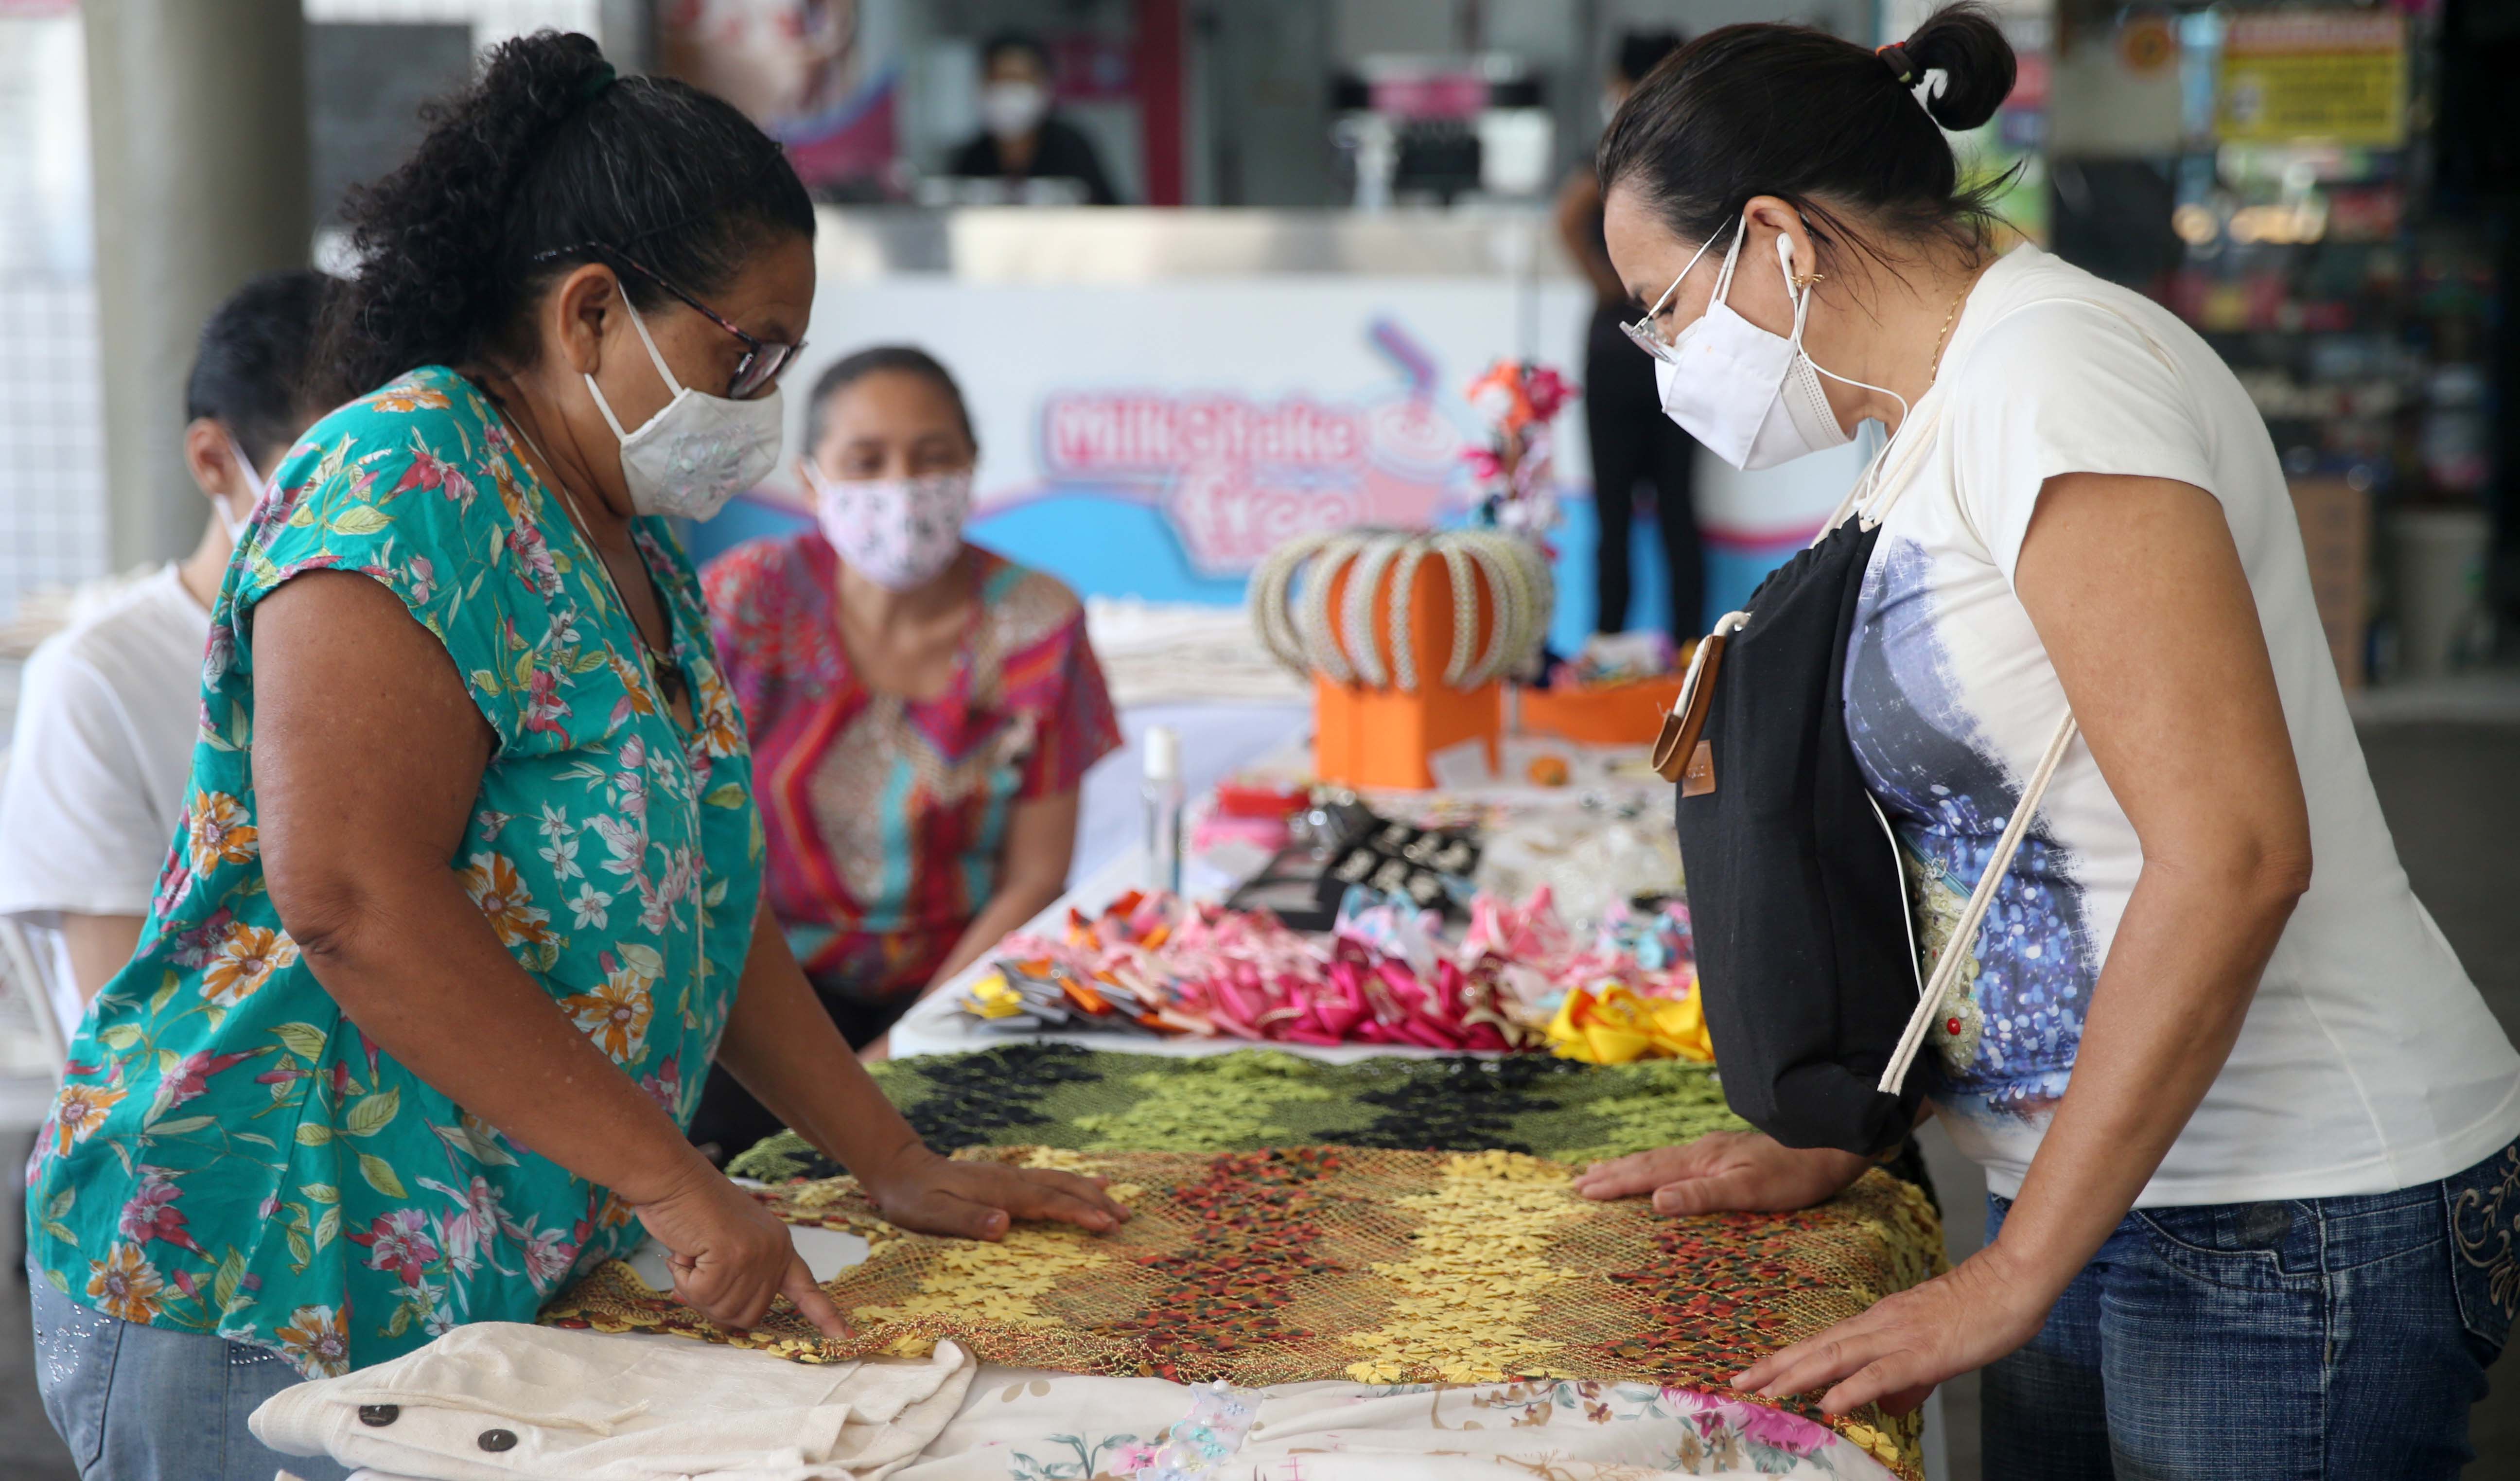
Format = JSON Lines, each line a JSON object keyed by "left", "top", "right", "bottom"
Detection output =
{"left": 2218, "top": 12, "right": 2407, "bottom": 148}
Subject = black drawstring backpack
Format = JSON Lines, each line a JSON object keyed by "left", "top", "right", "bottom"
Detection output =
{"left": 1652, "top": 421, "right": 2079, "bottom": 1156}
{"left": 1654, "top": 517, "right": 1921, "bottom": 1154}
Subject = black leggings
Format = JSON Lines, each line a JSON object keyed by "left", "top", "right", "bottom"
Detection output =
{"left": 1585, "top": 306, "right": 1704, "bottom": 640}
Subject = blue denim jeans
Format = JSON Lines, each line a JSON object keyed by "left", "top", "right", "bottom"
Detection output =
{"left": 28, "top": 1265, "right": 351, "bottom": 1481}
{"left": 1982, "top": 1139, "right": 2520, "bottom": 1480}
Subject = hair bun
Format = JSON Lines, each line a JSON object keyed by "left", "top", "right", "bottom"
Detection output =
{"left": 479, "top": 29, "right": 615, "bottom": 125}
{"left": 1900, "top": 2, "right": 2015, "bottom": 132}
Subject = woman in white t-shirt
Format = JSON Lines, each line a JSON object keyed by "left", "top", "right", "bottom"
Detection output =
{"left": 0, "top": 270, "right": 330, "bottom": 1032}
{"left": 1572, "top": 6, "right": 2520, "bottom": 1473}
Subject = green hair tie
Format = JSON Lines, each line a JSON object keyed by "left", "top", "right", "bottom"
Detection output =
{"left": 578, "top": 61, "right": 618, "bottom": 106}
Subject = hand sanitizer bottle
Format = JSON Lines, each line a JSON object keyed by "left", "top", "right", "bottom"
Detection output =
{"left": 1143, "top": 725, "right": 1185, "bottom": 895}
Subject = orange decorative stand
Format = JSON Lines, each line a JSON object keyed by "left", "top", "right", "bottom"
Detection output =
{"left": 1516, "top": 672, "right": 1688, "bottom": 747}
{"left": 1251, "top": 530, "right": 1551, "bottom": 792}
{"left": 1314, "top": 677, "right": 1503, "bottom": 790}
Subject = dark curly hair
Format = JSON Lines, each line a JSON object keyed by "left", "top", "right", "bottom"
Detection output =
{"left": 316, "top": 30, "right": 814, "bottom": 404}
{"left": 1598, "top": 3, "right": 2016, "bottom": 268}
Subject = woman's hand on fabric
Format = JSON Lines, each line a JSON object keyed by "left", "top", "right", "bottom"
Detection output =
{"left": 862, "top": 1146, "right": 1131, "bottom": 1240}
{"left": 629, "top": 1159, "right": 852, "bottom": 1340}
{"left": 1730, "top": 1242, "right": 2054, "bottom": 1416}
{"left": 1572, "top": 1130, "right": 1870, "bottom": 1215}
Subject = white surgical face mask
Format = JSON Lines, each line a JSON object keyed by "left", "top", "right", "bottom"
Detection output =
{"left": 216, "top": 435, "right": 266, "bottom": 544}
{"left": 980, "top": 80, "right": 1050, "bottom": 140}
{"left": 1636, "top": 219, "right": 1902, "bottom": 471}
{"left": 808, "top": 465, "right": 974, "bottom": 591}
{"left": 584, "top": 298, "right": 783, "bottom": 522}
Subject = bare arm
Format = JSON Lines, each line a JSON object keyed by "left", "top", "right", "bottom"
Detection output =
{"left": 253, "top": 571, "right": 843, "bottom": 1334}
{"left": 1554, "top": 167, "right": 1626, "bottom": 305}
{"left": 60, "top": 913, "right": 144, "bottom": 1004}
{"left": 711, "top": 888, "right": 1125, "bottom": 1238}
{"left": 1735, "top": 473, "right": 2312, "bottom": 1413}
{"left": 1965, "top": 475, "right": 2310, "bottom": 1275}
{"left": 925, "top": 789, "right": 1080, "bottom": 990}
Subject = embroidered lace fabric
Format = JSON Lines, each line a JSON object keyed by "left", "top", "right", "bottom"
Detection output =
{"left": 725, "top": 1045, "right": 1755, "bottom": 1180}
{"left": 543, "top": 1144, "right": 1940, "bottom": 1480}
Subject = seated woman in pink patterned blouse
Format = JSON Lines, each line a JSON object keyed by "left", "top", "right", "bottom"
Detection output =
{"left": 693, "top": 346, "right": 1120, "bottom": 1157}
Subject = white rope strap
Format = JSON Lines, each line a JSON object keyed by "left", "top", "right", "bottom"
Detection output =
{"left": 1876, "top": 710, "right": 2081, "bottom": 1094}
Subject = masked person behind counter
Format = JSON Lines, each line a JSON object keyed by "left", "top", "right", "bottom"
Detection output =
{"left": 25, "top": 34, "right": 1125, "bottom": 1479}
{"left": 1568, "top": 7, "right": 2520, "bottom": 1475}
{"left": 944, "top": 29, "right": 1123, "bottom": 206}
{"left": 0, "top": 270, "right": 329, "bottom": 1040}
{"left": 689, "top": 346, "right": 1119, "bottom": 1158}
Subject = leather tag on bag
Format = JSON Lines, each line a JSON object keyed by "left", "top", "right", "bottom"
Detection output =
{"left": 1681, "top": 739, "right": 1715, "bottom": 797}
{"left": 1652, "top": 632, "right": 1728, "bottom": 784}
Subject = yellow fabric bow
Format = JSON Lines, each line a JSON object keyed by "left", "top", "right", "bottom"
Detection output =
{"left": 1545, "top": 982, "right": 1715, "bottom": 1064}
{"left": 966, "top": 970, "right": 1027, "bottom": 1020}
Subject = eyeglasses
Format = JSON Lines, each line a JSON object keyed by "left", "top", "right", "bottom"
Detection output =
{"left": 535, "top": 244, "right": 805, "bottom": 400}
{"left": 1619, "top": 303, "right": 1684, "bottom": 363}
{"left": 1618, "top": 223, "right": 1731, "bottom": 363}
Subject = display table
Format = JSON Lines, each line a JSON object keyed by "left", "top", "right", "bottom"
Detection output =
{"left": 575, "top": 748, "right": 1947, "bottom": 1481}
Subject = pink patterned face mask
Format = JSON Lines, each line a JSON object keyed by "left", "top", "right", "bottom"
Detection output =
{"left": 807, "top": 466, "right": 973, "bottom": 590}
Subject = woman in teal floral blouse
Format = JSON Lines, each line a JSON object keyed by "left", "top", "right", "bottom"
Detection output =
{"left": 26, "top": 34, "right": 1121, "bottom": 1479}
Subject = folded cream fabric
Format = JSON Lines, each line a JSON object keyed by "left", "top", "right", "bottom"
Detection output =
{"left": 251, "top": 1323, "right": 974, "bottom": 1481}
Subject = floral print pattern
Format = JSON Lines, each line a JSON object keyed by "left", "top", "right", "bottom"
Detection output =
{"left": 186, "top": 790, "right": 260, "bottom": 875}
{"left": 48, "top": 1082, "right": 128, "bottom": 1157}
{"left": 199, "top": 921, "right": 298, "bottom": 1005}
{"left": 561, "top": 954, "right": 658, "bottom": 1062}
{"left": 276, "top": 1305, "right": 354, "bottom": 1378}
{"left": 893, "top": 1372, "right": 1899, "bottom": 1481}
{"left": 25, "top": 365, "right": 762, "bottom": 1375}
{"left": 86, "top": 1243, "right": 168, "bottom": 1324}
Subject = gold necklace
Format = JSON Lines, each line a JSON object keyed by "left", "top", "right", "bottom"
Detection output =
{"left": 1849, "top": 260, "right": 1992, "bottom": 523}
{"left": 1927, "top": 261, "right": 1990, "bottom": 383}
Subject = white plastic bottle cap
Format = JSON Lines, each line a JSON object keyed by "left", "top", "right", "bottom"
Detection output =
{"left": 1143, "top": 725, "right": 1182, "bottom": 782}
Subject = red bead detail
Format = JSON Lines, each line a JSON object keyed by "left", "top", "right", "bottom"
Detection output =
{"left": 1944, "top": 1017, "right": 1962, "bottom": 1035}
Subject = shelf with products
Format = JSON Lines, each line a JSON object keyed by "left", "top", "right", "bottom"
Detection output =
{"left": 2046, "top": 0, "right": 2502, "bottom": 680}
{"left": 2085, "top": 124, "right": 2485, "bottom": 496}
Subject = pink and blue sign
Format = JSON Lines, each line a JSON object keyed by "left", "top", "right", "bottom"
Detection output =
{"left": 692, "top": 282, "right": 1862, "bottom": 651}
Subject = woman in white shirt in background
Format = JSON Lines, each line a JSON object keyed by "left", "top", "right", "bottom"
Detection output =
{"left": 1572, "top": 6, "right": 2520, "bottom": 1475}
{"left": 0, "top": 269, "right": 331, "bottom": 1032}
